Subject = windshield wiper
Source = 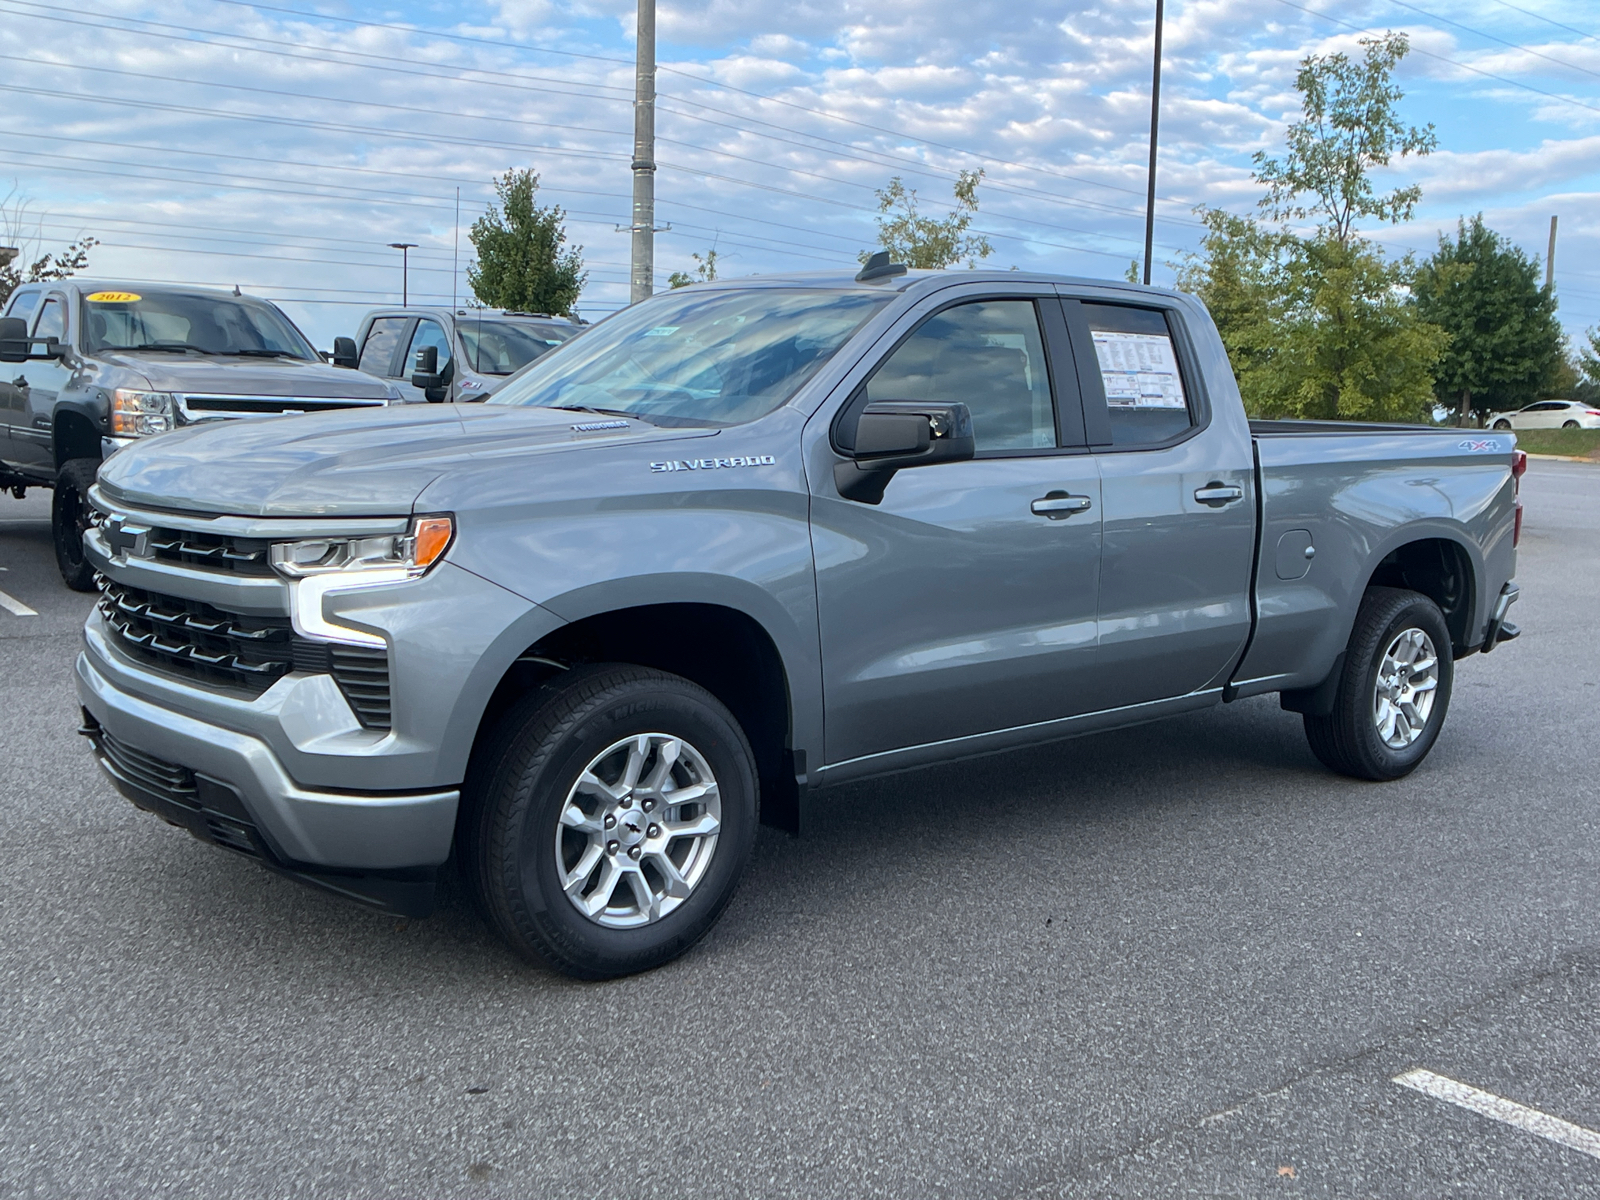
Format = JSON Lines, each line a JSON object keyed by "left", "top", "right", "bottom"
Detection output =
{"left": 112, "top": 342, "right": 216, "bottom": 354}
{"left": 545, "top": 404, "right": 655, "bottom": 424}
{"left": 221, "top": 348, "right": 307, "bottom": 359}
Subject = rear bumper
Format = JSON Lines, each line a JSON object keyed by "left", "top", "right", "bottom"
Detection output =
{"left": 1481, "top": 581, "right": 1521, "bottom": 652}
{"left": 76, "top": 648, "right": 459, "bottom": 875}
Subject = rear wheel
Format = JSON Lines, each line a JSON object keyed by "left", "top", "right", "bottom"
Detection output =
{"left": 52, "top": 458, "right": 99, "bottom": 592}
{"left": 1303, "top": 587, "right": 1453, "bottom": 781}
{"left": 1563, "top": 420, "right": 1580, "bottom": 429}
{"left": 459, "top": 664, "right": 758, "bottom": 979}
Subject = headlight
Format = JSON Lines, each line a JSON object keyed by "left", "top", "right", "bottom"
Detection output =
{"left": 270, "top": 516, "right": 453, "bottom": 647}
{"left": 110, "top": 389, "right": 174, "bottom": 436}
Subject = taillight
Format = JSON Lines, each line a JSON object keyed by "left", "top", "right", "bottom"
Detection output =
{"left": 1586, "top": 410, "right": 1600, "bottom": 417}
{"left": 1511, "top": 449, "right": 1526, "bottom": 548}
{"left": 1514, "top": 500, "right": 1524, "bottom": 548}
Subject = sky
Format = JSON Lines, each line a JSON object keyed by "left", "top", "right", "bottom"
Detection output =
{"left": 1, "top": 0, "right": 1597, "bottom": 351}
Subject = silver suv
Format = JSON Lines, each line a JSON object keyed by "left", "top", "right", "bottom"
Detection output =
{"left": 340, "top": 307, "right": 583, "bottom": 403}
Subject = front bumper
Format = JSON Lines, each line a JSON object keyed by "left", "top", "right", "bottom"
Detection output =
{"left": 76, "top": 648, "right": 459, "bottom": 876}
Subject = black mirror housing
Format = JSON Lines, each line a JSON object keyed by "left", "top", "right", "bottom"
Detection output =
{"left": 331, "top": 336, "right": 359, "bottom": 369}
{"left": 834, "top": 400, "right": 975, "bottom": 503}
{"left": 0, "top": 316, "right": 26, "bottom": 364}
{"left": 411, "top": 345, "right": 448, "bottom": 401}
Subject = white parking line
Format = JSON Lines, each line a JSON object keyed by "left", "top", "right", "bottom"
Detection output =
{"left": 1395, "top": 1068, "right": 1600, "bottom": 1162}
{"left": 0, "top": 587, "right": 38, "bottom": 617}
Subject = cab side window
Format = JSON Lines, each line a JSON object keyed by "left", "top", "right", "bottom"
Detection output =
{"left": 1080, "top": 303, "right": 1194, "bottom": 447}
{"left": 405, "top": 319, "right": 453, "bottom": 376}
{"left": 866, "top": 300, "right": 1055, "bottom": 453}
{"left": 6, "top": 291, "right": 41, "bottom": 323}
{"left": 358, "top": 317, "right": 409, "bottom": 376}
{"left": 32, "top": 297, "right": 66, "bottom": 342}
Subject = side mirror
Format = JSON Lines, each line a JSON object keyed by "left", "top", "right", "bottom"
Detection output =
{"left": 0, "top": 316, "right": 27, "bottom": 364}
{"left": 833, "top": 400, "right": 975, "bottom": 503}
{"left": 331, "top": 336, "right": 359, "bottom": 369}
{"left": 411, "top": 345, "right": 449, "bottom": 402}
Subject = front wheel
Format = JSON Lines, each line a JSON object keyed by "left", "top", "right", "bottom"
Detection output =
{"left": 52, "top": 458, "right": 100, "bottom": 592}
{"left": 1303, "top": 587, "right": 1454, "bottom": 781}
{"left": 1492, "top": 419, "right": 1511, "bottom": 430}
{"left": 459, "top": 664, "right": 758, "bottom": 979}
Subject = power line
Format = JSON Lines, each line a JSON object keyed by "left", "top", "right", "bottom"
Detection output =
{"left": 1484, "top": 0, "right": 1598, "bottom": 44}
{"left": 1381, "top": 0, "right": 1600, "bottom": 82}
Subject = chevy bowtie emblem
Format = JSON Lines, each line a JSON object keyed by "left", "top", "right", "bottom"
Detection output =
{"left": 103, "top": 515, "right": 153, "bottom": 559}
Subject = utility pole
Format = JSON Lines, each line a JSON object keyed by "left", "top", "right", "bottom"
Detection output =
{"left": 1142, "top": 0, "right": 1164, "bottom": 287}
{"left": 1545, "top": 214, "right": 1558, "bottom": 292}
{"left": 630, "top": 0, "right": 657, "bottom": 304}
{"left": 453, "top": 188, "right": 460, "bottom": 310}
{"left": 388, "top": 242, "right": 418, "bottom": 306}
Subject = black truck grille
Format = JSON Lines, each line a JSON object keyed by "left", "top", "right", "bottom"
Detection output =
{"left": 98, "top": 578, "right": 392, "bottom": 729}
{"left": 146, "top": 527, "right": 273, "bottom": 576}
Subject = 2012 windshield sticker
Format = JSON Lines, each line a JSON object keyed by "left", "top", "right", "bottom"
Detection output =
{"left": 651, "top": 455, "right": 777, "bottom": 473}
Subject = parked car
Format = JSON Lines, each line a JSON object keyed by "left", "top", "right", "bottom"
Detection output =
{"left": 339, "top": 307, "right": 583, "bottom": 403}
{"left": 1488, "top": 399, "right": 1600, "bottom": 430}
{"left": 0, "top": 281, "right": 401, "bottom": 590}
{"left": 76, "top": 262, "right": 1523, "bottom": 979}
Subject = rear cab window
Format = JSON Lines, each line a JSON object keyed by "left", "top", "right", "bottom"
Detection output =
{"left": 1080, "top": 303, "right": 1195, "bottom": 447}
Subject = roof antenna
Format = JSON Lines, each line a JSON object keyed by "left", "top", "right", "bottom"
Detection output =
{"left": 233, "top": 283, "right": 241, "bottom": 296}
{"left": 855, "top": 251, "right": 907, "bottom": 283}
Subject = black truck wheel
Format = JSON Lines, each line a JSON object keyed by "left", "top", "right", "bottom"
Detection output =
{"left": 1303, "top": 587, "right": 1454, "bottom": 781}
{"left": 52, "top": 458, "right": 100, "bottom": 593}
{"left": 459, "top": 664, "right": 758, "bottom": 979}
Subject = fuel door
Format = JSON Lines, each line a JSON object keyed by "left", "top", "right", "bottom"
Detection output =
{"left": 1274, "top": 529, "right": 1315, "bottom": 580}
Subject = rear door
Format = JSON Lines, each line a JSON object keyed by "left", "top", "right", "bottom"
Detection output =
{"left": 812, "top": 287, "right": 1104, "bottom": 766}
{"left": 1064, "top": 294, "right": 1256, "bottom": 710}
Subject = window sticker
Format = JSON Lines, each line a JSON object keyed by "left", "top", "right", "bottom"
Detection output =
{"left": 642, "top": 326, "right": 679, "bottom": 337}
{"left": 1091, "top": 330, "right": 1187, "bottom": 409}
{"left": 86, "top": 291, "right": 141, "bottom": 303}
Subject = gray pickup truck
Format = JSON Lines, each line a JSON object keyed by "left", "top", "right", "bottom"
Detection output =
{"left": 74, "top": 263, "right": 1523, "bottom": 979}
{"left": 0, "top": 281, "right": 399, "bottom": 590}
{"left": 341, "top": 306, "right": 583, "bottom": 403}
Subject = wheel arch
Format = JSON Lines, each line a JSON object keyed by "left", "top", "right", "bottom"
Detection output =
{"left": 54, "top": 405, "right": 101, "bottom": 468}
{"left": 1362, "top": 530, "right": 1481, "bottom": 657}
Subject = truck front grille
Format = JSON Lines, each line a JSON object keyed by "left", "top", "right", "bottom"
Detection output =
{"left": 181, "top": 394, "right": 387, "bottom": 415}
{"left": 146, "top": 527, "right": 273, "bottom": 576}
{"left": 97, "top": 578, "right": 392, "bottom": 729}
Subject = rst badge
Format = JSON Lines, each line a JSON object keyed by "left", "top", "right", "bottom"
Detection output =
{"left": 650, "top": 455, "right": 776, "bottom": 473}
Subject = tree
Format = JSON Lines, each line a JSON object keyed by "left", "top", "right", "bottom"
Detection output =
{"left": 1578, "top": 327, "right": 1600, "bottom": 390}
{"left": 1178, "top": 32, "right": 1446, "bottom": 421}
{"left": 1411, "top": 215, "right": 1564, "bottom": 425}
{"left": 863, "top": 169, "right": 992, "bottom": 269}
{"left": 1253, "top": 32, "right": 1437, "bottom": 244}
{"left": 0, "top": 189, "right": 98, "bottom": 307}
{"left": 668, "top": 247, "right": 720, "bottom": 289}
{"left": 467, "top": 169, "right": 585, "bottom": 315}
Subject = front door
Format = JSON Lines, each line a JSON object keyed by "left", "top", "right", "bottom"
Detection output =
{"left": 8, "top": 294, "right": 71, "bottom": 476}
{"left": 397, "top": 317, "right": 455, "bottom": 403}
{"left": 1066, "top": 296, "right": 1256, "bottom": 710}
{"left": 812, "top": 292, "right": 1103, "bottom": 767}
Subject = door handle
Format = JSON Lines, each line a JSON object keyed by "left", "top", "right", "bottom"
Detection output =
{"left": 1031, "top": 493, "right": 1093, "bottom": 519}
{"left": 1193, "top": 483, "right": 1244, "bottom": 507}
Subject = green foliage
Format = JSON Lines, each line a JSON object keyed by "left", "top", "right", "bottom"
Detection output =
{"left": 668, "top": 247, "right": 720, "bottom": 289}
{"left": 0, "top": 190, "right": 97, "bottom": 306}
{"left": 467, "top": 169, "right": 585, "bottom": 316}
{"left": 1411, "top": 215, "right": 1564, "bottom": 424}
{"left": 1580, "top": 327, "right": 1600, "bottom": 389}
{"left": 1253, "top": 32, "right": 1436, "bottom": 244}
{"left": 1179, "top": 31, "right": 1445, "bottom": 421}
{"left": 863, "top": 170, "right": 993, "bottom": 269}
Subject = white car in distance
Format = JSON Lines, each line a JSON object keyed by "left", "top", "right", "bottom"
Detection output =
{"left": 1488, "top": 399, "right": 1600, "bottom": 430}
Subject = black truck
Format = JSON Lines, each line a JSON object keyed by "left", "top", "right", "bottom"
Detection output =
{"left": 0, "top": 281, "right": 399, "bottom": 589}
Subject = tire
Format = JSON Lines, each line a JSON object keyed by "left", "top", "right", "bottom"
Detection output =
{"left": 1563, "top": 420, "right": 1579, "bottom": 429}
{"left": 1303, "top": 587, "right": 1454, "bottom": 781}
{"left": 458, "top": 664, "right": 759, "bottom": 979}
{"left": 52, "top": 458, "right": 100, "bottom": 592}
{"left": 1492, "top": 419, "right": 1511, "bottom": 430}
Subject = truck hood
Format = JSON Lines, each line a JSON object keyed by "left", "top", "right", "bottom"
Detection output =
{"left": 100, "top": 352, "right": 396, "bottom": 400}
{"left": 96, "top": 404, "right": 714, "bottom": 517}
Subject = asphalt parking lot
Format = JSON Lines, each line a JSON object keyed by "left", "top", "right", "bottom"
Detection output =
{"left": 1, "top": 460, "right": 1597, "bottom": 1199}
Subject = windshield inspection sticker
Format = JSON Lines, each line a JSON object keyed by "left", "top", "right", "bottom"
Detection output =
{"left": 86, "top": 291, "right": 141, "bottom": 303}
{"left": 1091, "top": 330, "right": 1187, "bottom": 409}
{"left": 651, "top": 455, "right": 776, "bottom": 473}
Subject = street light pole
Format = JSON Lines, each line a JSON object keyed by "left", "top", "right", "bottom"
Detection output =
{"left": 1142, "top": 0, "right": 1165, "bottom": 287}
{"left": 388, "top": 242, "right": 418, "bottom": 306}
{"left": 629, "top": 0, "right": 657, "bottom": 304}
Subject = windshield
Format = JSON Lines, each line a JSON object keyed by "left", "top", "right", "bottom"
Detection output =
{"left": 79, "top": 289, "right": 317, "bottom": 359}
{"left": 458, "top": 318, "right": 579, "bottom": 376}
{"left": 486, "top": 287, "right": 889, "bottom": 426}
